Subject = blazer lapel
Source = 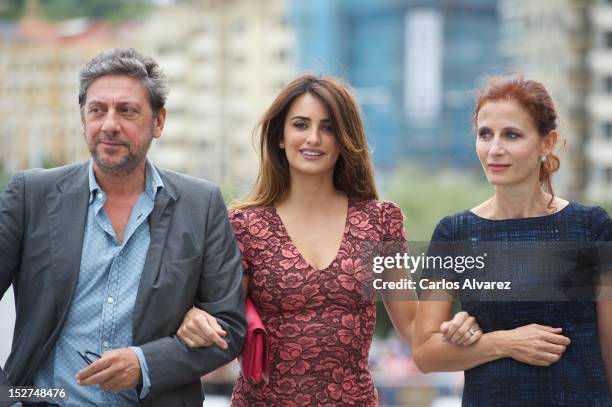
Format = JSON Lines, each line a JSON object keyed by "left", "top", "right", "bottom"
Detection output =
{"left": 132, "top": 180, "right": 177, "bottom": 342}
{"left": 46, "top": 163, "right": 89, "bottom": 324}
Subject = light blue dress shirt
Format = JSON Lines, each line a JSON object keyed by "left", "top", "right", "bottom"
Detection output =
{"left": 33, "top": 160, "right": 162, "bottom": 406}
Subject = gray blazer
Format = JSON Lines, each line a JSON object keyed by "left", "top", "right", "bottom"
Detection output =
{"left": 0, "top": 162, "right": 246, "bottom": 406}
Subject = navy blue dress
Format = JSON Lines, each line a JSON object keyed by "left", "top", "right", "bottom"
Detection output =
{"left": 429, "top": 202, "right": 612, "bottom": 406}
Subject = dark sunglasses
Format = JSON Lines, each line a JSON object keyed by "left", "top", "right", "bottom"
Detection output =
{"left": 77, "top": 350, "right": 101, "bottom": 366}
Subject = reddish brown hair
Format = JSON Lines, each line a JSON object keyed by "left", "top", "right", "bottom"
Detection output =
{"left": 473, "top": 75, "right": 561, "bottom": 206}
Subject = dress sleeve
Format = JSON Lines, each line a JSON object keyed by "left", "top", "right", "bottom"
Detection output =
{"left": 591, "top": 206, "right": 612, "bottom": 276}
{"left": 423, "top": 216, "right": 459, "bottom": 282}
{"left": 381, "top": 201, "right": 408, "bottom": 242}
{"left": 379, "top": 201, "right": 409, "bottom": 262}
{"left": 228, "top": 209, "right": 253, "bottom": 276}
{"left": 431, "top": 215, "right": 454, "bottom": 242}
{"left": 592, "top": 206, "right": 612, "bottom": 242}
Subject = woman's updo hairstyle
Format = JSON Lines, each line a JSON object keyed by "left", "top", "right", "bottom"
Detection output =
{"left": 473, "top": 75, "right": 561, "bottom": 204}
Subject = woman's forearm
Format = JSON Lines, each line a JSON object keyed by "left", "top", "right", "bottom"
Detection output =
{"left": 606, "top": 359, "right": 612, "bottom": 395}
{"left": 384, "top": 299, "right": 417, "bottom": 345}
{"left": 597, "top": 300, "right": 612, "bottom": 393}
{"left": 602, "top": 336, "right": 612, "bottom": 393}
{"left": 599, "top": 326, "right": 612, "bottom": 393}
{"left": 413, "top": 330, "right": 507, "bottom": 373}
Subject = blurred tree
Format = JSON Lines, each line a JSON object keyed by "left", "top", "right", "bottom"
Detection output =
{"left": 219, "top": 182, "right": 242, "bottom": 207}
{"left": 597, "top": 201, "right": 612, "bottom": 215}
{"left": 0, "top": 175, "right": 7, "bottom": 191}
{"left": 0, "top": 156, "right": 6, "bottom": 190}
{"left": 1, "top": 0, "right": 152, "bottom": 21}
{"left": 375, "top": 165, "right": 492, "bottom": 337}
{"left": 386, "top": 165, "right": 492, "bottom": 241}
{"left": 41, "top": 0, "right": 151, "bottom": 21}
{"left": 0, "top": 0, "right": 21, "bottom": 19}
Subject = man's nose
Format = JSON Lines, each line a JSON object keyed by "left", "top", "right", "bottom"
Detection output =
{"left": 100, "top": 110, "right": 121, "bottom": 134}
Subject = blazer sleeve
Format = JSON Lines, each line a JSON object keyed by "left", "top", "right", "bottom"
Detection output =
{"left": 0, "top": 172, "right": 25, "bottom": 386}
{"left": 139, "top": 185, "right": 247, "bottom": 399}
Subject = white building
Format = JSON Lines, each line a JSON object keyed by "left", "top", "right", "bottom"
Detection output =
{"left": 0, "top": 19, "right": 114, "bottom": 175}
{"left": 134, "top": 0, "right": 295, "bottom": 190}
{"left": 586, "top": 0, "right": 612, "bottom": 201}
{"left": 498, "top": 0, "right": 594, "bottom": 201}
{"left": 0, "top": 0, "right": 295, "bottom": 193}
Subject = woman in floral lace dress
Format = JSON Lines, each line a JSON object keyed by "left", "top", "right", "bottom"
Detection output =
{"left": 177, "top": 74, "right": 481, "bottom": 405}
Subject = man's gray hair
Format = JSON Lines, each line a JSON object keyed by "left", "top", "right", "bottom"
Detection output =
{"left": 78, "top": 48, "right": 168, "bottom": 116}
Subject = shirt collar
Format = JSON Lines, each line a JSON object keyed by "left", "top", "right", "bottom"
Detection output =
{"left": 87, "top": 159, "right": 164, "bottom": 204}
{"left": 144, "top": 159, "right": 164, "bottom": 200}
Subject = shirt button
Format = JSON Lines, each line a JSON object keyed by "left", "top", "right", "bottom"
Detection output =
{"left": 103, "top": 341, "right": 110, "bottom": 348}
{"left": 107, "top": 297, "right": 114, "bottom": 304}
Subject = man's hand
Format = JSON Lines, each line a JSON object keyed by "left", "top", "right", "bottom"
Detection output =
{"left": 76, "top": 348, "right": 141, "bottom": 392}
{"left": 177, "top": 307, "right": 228, "bottom": 350}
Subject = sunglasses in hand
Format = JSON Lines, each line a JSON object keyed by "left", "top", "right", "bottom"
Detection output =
{"left": 77, "top": 350, "right": 101, "bottom": 366}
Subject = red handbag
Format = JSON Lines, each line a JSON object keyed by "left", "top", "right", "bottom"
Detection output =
{"left": 239, "top": 297, "right": 269, "bottom": 383}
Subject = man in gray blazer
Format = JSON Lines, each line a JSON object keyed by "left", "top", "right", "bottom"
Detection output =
{"left": 0, "top": 48, "right": 246, "bottom": 406}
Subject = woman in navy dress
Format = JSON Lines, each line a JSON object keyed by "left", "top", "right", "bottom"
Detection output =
{"left": 413, "top": 76, "right": 612, "bottom": 406}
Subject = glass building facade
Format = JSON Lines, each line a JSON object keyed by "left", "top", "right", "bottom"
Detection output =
{"left": 289, "top": 0, "right": 500, "bottom": 169}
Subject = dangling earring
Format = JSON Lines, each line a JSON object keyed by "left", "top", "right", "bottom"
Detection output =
{"left": 540, "top": 155, "right": 547, "bottom": 163}
{"left": 279, "top": 142, "right": 284, "bottom": 149}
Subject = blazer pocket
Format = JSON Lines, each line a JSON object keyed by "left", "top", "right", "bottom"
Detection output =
{"left": 155, "top": 255, "right": 202, "bottom": 292}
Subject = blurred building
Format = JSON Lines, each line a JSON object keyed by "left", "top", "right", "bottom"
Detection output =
{"left": 0, "top": 0, "right": 294, "bottom": 190}
{"left": 587, "top": 0, "right": 612, "bottom": 201}
{"left": 499, "top": 0, "right": 612, "bottom": 202}
{"left": 289, "top": 0, "right": 500, "bottom": 169}
{"left": 135, "top": 0, "right": 295, "bottom": 187}
{"left": 498, "top": 0, "right": 593, "bottom": 200}
{"left": 0, "top": 16, "right": 116, "bottom": 175}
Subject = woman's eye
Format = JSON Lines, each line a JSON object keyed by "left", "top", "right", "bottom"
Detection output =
{"left": 293, "top": 121, "right": 307, "bottom": 130}
{"left": 321, "top": 124, "right": 334, "bottom": 133}
{"left": 506, "top": 132, "right": 520, "bottom": 140}
{"left": 478, "top": 130, "right": 492, "bottom": 139}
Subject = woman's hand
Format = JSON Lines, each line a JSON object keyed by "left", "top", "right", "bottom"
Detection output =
{"left": 177, "top": 307, "right": 228, "bottom": 349}
{"left": 440, "top": 311, "right": 482, "bottom": 346}
{"left": 500, "top": 324, "right": 571, "bottom": 366}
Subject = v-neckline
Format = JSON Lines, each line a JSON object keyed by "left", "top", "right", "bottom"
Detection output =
{"left": 272, "top": 198, "right": 352, "bottom": 272}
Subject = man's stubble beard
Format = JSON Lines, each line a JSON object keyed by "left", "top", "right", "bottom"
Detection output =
{"left": 88, "top": 135, "right": 153, "bottom": 176}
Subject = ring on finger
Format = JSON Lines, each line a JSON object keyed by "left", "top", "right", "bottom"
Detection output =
{"left": 469, "top": 328, "right": 476, "bottom": 336}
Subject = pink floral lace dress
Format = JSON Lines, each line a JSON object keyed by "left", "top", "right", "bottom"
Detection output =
{"left": 230, "top": 199, "right": 407, "bottom": 406}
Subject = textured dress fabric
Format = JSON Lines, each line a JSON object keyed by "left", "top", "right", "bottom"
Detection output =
{"left": 429, "top": 202, "right": 612, "bottom": 407}
{"left": 229, "top": 199, "right": 407, "bottom": 406}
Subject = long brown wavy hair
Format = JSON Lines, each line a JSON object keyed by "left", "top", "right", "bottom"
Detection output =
{"left": 233, "top": 74, "right": 378, "bottom": 209}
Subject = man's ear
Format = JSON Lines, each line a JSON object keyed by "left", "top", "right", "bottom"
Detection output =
{"left": 153, "top": 108, "right": 166, "bottom": 139}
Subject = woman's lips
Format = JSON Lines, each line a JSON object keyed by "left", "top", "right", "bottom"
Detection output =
{"left": 300, "top": 149, "right": 324, "bottom": 160}
{"left": 488, "top": 164, "right": 510, "bottom": 173}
